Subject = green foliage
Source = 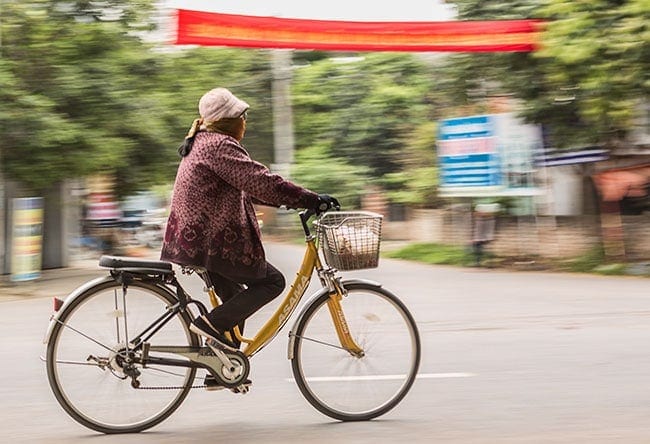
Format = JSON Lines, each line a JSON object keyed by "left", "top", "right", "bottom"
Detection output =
{"left": 291, "top": 144, "right": 371, "bottom": 207}
{"left": 11, "top": 0, "right": 645, "bottom": 205}
{"left": 387, "top": 241, "right": 647, "bottom": 276}
{"left": 62, "top": 0, "right": 157, "bottom": 29}
{"left": 454, "top": 0, "right": 539, "bottom": 20}
{"left": 384, "top": 243, "right": 471, "bottom": 266}
{"left": 0, "top": 0, "right": 172, "bottom": 194}
{"left": 381, "top": 120, "right": 441, "bottom": 207}
{"left": 451, "top": 0, "right": 650, "bottom": 149}
{"left": 292, "top": 53, "right": 440, "bottom": 207}
{"left": 593, "top": 263, "right": 627, "bottom": 276}
{"left": 559, "top": 245, "right": 605, "bottom": 273}
{"left": 536, "top": 0, "right": 650, "bottom": 146}
{"left": 382, "top": 166, "right": 440, "bottom": 207}
{"left": 0, "top": 1, "right": 276, "bottom": 196}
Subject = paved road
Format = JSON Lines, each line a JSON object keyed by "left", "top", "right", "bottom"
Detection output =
{"left": 2, "top": 242, "right": 650, "bottom": 443}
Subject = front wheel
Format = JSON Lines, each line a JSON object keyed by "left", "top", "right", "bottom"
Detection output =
{"left": 46, "top": 278, "right": 199, "bottom": 434}
{"left": 290, "top": 283, "right": 421, "bottom": 421}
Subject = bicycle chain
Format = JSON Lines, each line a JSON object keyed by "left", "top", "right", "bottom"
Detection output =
{"left": 131, "top": 346, "right": 248, "bottom": 391}
{"left": 135, "top": 382, "right": 249, "bottom": 391}
{"left": 135, "top": 384, "right": 208, "bottom": 390}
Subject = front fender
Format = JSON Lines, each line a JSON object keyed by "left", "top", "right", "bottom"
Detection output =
{"left": 43, "top": 275, "right": 116, "bottom": 345}
{"left": 287, "top": 278, "right": 382, "bottom": 360}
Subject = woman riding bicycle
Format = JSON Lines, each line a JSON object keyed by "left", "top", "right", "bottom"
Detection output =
{"left": 160, "top": 87, "right": 339, "bottom": 350}
{"left": 47, "top": 93, "right": 419, "bottom": 428}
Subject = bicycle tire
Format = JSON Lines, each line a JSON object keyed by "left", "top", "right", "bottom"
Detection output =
{"left": 46, "top": 278, "right": 199, "bottom": 434}
{"left": 290, "top": 282, "right": 420, "bottom": 421}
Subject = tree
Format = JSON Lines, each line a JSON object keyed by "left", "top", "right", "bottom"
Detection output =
{"left": 451, "top": 0, "right": 649, "bottom": 149}
{"left": 0, "top": 0, "right": 172, "bottom": 195}
{"left": 291, "top": 53, "right": 441, "bottom": 207}
{"left": 537, "top": 0, "right": 649, "bottom": 147}
{"left": 291, "top": 144, "right": 371, "bottom": 208}
{"left": 0, "top": 1, "right": 278, "bottom": 196}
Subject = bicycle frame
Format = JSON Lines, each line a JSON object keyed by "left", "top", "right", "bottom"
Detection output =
{"left": 209, "top": 234, "right": 362, "bottom": 358}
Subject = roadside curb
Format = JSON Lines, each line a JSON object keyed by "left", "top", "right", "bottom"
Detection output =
{"left": 0, "top": 248, "right": 160, "bottom": 301}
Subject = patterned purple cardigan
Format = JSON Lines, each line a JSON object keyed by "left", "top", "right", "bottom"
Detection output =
{"left": 160, "top": 131, "right": 319, "bottom": 279}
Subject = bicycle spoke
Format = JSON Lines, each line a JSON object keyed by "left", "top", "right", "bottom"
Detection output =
{"left": 290, "top": 333, "right": 354, "bottom": 353}
{"left": 52, "top": 317, "right": 115, "bottom": 354}
{"left": 51, "top": 359, "right": 106, "bottom": 367}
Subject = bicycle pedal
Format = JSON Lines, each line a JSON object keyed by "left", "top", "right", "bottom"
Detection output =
{"left": 204, "top": 375, "right": 224, "bottom": 391}
{"left": 204, "top": 375, "right": 251, "bottom": 393}
{"left": 230, "top": 382, "right": 251, "bottom": 394}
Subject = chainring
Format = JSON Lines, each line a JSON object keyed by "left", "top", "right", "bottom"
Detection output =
{"left": 205, "top": 349, "right": 250, "bottom": 388}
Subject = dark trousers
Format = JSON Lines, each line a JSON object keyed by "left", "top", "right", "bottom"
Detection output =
{"left": 204, "top": 262, "right": 286, "bottom": 337}
{"left": 472, "top": 240, "right": 487, "bottom": 265}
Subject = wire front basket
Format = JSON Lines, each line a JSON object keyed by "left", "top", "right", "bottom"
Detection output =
{"left": 315, "top": 211, "right": 383, "bottom": 271}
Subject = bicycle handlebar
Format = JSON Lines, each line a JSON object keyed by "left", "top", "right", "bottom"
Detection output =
{"left": 299, "top": 209, "right": 317, "bottom": 237}
{"left": 299, "top": 205, "right": 343, "bottom": 237}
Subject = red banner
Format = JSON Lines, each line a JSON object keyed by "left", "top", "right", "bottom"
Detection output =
{"left": 176, "top": 9, "right": 544, "bottom": 52}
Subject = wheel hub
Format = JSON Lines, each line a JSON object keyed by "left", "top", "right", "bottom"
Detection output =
{"left": 108, "top": 343, "right": 141, "bottom": 383}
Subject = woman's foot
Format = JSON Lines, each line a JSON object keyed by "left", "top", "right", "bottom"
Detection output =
{"left": 190, "top": 315, "right": 238, "bottom": 351}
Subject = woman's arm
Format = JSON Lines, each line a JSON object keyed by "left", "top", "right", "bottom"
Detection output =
{"left": 206, "top": 138, "right": 319, "bottom": 210}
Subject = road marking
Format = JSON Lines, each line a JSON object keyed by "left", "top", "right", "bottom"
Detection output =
{"left": 417, "top": 372, "right": 475, "bottom": 379}
{"left": 286, "top": 372, "right": 475, "bottom": 383}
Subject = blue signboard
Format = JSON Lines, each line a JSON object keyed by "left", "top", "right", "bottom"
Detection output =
{"left": 437, "top": 116, "right": 502, "bottom": 188}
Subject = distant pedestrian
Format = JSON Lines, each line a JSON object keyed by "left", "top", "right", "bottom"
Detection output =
{"left": 471, "top": 204, "right": 498, "bottom": 266}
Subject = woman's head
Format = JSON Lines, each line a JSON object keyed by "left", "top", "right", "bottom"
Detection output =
{"left": 199, "top": 87, "right": 249, "bottom": 141}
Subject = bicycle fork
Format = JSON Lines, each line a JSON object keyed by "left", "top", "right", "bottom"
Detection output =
{"left": 325, "top": 280, "right": 365, "bottom": 358}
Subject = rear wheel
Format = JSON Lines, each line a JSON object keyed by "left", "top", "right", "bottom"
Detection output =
{"left": 290, "top": 283, "right": 420, "bottom": 421}
{"left": 46, "top": 279, "right": 198, "bottom": 434}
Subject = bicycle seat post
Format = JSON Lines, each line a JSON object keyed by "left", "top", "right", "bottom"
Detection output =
{"left": 197, "top": 269, "right": 213, "bottom": 292}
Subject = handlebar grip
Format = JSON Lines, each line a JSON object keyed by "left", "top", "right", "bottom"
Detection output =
{"left": 299, "top": 209, "right": 316, "bottom": 236}
{"left": 300, "top": 208, "right": 316, "bottom": 221}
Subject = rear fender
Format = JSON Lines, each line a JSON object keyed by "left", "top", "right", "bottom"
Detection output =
{"left": 43, "top": 276, "right": 116, "bottom": 345}
{"left": 43, "top": 275, "right": 177, "bottom": 345}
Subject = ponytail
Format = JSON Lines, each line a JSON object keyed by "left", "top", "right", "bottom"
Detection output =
{"left": 178, "top": 118, "right": 203, "bottom": 157}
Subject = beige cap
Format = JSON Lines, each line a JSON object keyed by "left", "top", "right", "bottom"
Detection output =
{"left": 198, "top": 87, "right": 249, "bottom": 122}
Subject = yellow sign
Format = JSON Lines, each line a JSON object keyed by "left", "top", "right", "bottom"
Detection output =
{"left": 11, "top": 197, "right": 44, "bottom": 281}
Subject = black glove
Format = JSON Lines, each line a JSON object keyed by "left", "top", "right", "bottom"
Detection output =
{"left": 315, "top": 194, "right": 340, "bottom": 214}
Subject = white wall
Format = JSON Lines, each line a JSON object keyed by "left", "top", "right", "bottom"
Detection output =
{"left": 547, "top": 166, "right": 584, "bottom": 216}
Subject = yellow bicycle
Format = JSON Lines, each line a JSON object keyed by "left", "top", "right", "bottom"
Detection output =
{"left": 44, "top": 209, "right": 421, "bottom": 434}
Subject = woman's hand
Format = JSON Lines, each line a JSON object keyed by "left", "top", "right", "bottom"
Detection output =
{"left": 315, "top": 194, "right": 340, "bottom": 214}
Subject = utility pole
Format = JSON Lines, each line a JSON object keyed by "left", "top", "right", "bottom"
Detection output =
{"left": 270, "top": 49, "right": 294, "bottom": 179}
{"left": 0, "top": 0, "right": 5, "bottom": 275}
{"left": 268, "top": 49, "right": 296, "bottom": 232}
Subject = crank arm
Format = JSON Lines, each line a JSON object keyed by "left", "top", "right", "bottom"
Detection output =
{"left": 206, "top": 340, "right": 237, "bottom": 372}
